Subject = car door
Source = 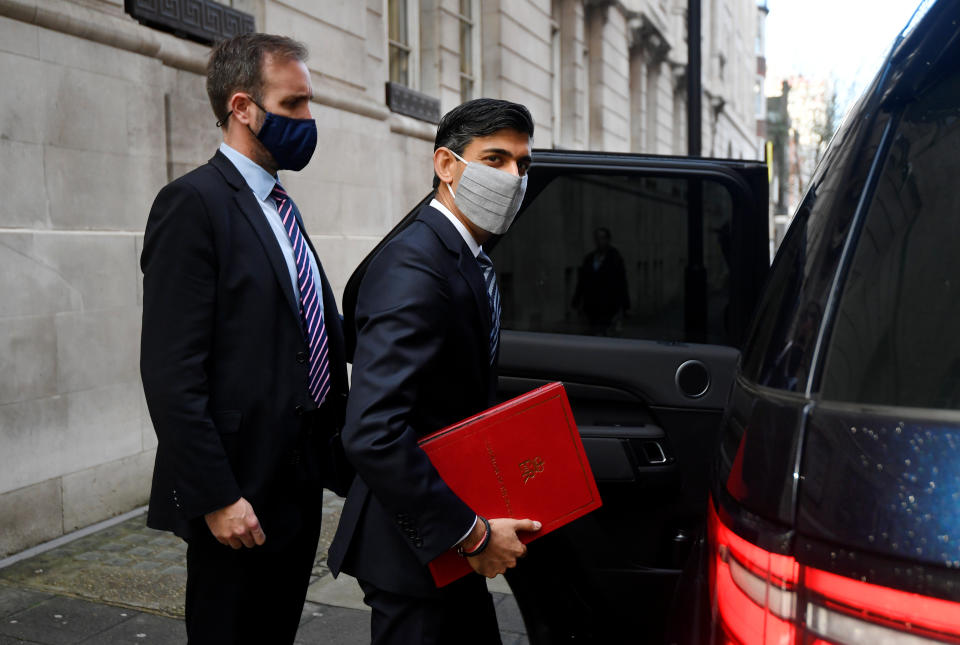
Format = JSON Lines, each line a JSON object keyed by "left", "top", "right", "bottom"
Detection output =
{"left": 341, "top": 150, "right": 769, "bottom": 643}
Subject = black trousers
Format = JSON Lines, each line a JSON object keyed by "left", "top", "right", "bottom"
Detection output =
{"left": 184, "top": 497, "right": 321, "bottom": 644}
{"left": 359, "top": 574, "right": 502, "bottom": 645}
{"left": 183, "top": 411, "right": 332, "bottom": 645}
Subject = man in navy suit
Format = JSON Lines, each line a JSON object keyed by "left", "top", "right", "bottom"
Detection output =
{"left": 140, "top": 34, "right": 348, "bottom": 644}
{"left": 328, "top": 99, "right": 539, "bottom": 644}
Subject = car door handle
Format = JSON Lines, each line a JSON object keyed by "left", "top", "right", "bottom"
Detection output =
{"left": 579, "top": 426, "right": 673, "bottom": 481}
{"left": 639, "top": 440, "right": 668, "bottom": 464}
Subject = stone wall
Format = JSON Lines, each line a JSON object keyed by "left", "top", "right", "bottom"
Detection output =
{"left": 701, "top": 0, "right": 761, "bottom": 157}
{"left": 0, "top": 0, "right": 433, "bottom": 557}
{"left": 1, "top": 6, "right": 166, "bottom": 556}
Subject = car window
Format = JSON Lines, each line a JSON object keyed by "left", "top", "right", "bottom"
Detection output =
{"left": 820, "top": 64, "right": 960, "bottom": 409}
{"left": 739, "top": 86, "right": 892, "bottom": 392}
{"left": 489, "top": 173, "right": 735, "bottom": 344}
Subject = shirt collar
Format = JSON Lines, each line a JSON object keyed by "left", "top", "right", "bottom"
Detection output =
{"left": 430, "top": 198, "right": 481, "bottom": 258}
{"left": 219, "top": 142, "right": 278, "bottom": 201}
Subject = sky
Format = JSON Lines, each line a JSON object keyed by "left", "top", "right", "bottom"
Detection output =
{"left": 764, "top": 0, "right": 925, "bottom": 114}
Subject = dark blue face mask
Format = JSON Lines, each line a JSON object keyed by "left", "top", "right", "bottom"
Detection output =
{"left": 219, "top": 96, "right": 317, "bottom": 171}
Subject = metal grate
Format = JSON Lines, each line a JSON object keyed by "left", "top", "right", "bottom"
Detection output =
{"left": 124, "top": 0, "right": 255, "bottom": 46}
{"left": 385, "top": 82, "right": 441, "bottom": 124}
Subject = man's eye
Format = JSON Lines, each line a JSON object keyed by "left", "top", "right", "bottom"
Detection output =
{"left": 484, "top": 156, "right": 501, "bottom": 164}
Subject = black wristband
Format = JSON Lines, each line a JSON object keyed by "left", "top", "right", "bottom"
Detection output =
{"left": 458, "top": 516, "right": 491, "bottom": 557}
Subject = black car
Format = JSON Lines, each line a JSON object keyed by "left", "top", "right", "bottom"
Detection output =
{"left": 342, "top": 0, "right": 960, "bottom": 641}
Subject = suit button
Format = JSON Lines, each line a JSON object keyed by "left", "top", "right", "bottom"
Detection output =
{"left": 296, "top": 351, "right": 307, "bottom": 364}
{"left": 295, "top": 405, "right": 304, "bottom": 416}
{"left": 414, "top": 538, "right": 423, "bottom": 547}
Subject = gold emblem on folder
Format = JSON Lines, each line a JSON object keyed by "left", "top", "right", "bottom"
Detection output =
{"left": 519, "top": 457, "right": 545, "bottom": 484}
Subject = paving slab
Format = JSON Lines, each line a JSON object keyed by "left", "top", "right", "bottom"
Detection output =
{"left": 0, "top": 588, "right": 52, "bottom": 619}
{"left": 494, "top": 591, "right": 527, "bottom": 637}
{"left": 294, "top": 603, "right": 370, "bottom": 645}
{"left": 501, "top": 634, "right": 531, "bottom": 645}
{"left": 0, "top": 595, "right": 131, "bottom": 645}
{"left": 80, "top": 612, "right": 184, "bottom": 644}
{"left": 0, "top": 635, "right": 44, "bottom": 644}
{"left": 305, "top": 573, "right": 368, "bottom": 611}
{"left": 487, "top": 573, "right": 513, "bottom": 595}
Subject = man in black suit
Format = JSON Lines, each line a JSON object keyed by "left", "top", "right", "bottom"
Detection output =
{"left": 328, "top": 99, "right": 540, "bottom": 644}
{"left": 140, "top": 33, "right": 348, "bottom": 644}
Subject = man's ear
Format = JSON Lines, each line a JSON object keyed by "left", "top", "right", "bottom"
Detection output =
{"left": 227, "top": 92, "right": 258, "bottom": 127}
{"left": 433, "top": 147, "right": 461, "bottom": 187}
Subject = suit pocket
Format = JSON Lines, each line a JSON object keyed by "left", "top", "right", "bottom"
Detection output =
{"left": 212, "top": 410, "right": 242, "bottom": 434}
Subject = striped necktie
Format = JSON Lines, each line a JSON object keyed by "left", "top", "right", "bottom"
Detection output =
{"left": 476, "top": 249, "right": 501, "bottom": 365}
{"left": 270, "top": 183, "right": 331, "bottom": 406}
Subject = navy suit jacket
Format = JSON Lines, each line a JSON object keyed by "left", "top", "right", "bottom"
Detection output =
{"left": 327, "top": 205, "right": 498, "bottom": 597}
{"left": 140, "top": 151, "right": 348, "bottom": 547}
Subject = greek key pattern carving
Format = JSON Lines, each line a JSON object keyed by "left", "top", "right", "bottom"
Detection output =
{"left": 385, "top": 82, "right": 441, "bottom": 125}
{"left": 125, "top": 0, "right": 255, "bottom": 46}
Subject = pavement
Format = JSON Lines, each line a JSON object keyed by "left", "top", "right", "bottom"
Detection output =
{"left": 0, "top": 492, "right": 528, "bottom": 644}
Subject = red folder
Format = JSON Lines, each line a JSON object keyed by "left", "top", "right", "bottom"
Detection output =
{"left": 418, "top": 382, "right": 602, "bottom": 587}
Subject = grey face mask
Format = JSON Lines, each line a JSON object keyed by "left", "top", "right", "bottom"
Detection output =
{"left": 446, "top": 150, "right": 528, "bottom": 235}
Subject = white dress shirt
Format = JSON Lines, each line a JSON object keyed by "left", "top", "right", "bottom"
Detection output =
{"left": 430, "top": 198, "right": 482, "bottom": 258}
{"left": 219, "top": 142, "right": 324, "bottom": 315}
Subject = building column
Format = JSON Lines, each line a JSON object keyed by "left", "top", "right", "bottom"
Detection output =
{"left": 585, "top": 0, "right": 630, "bottom": 152}
{"left": 556, "top": 0, "right": 588, "bottom": 149}
{"left": 629, "top": 46, "right": 647, "bottom": 152}
{"left": 628, "top": 14, "right": 670, "bottom": 154}
{"left": 671, "top": 63, "right": 687, "bottom": 155}
{"left": 645, "top": 58, "right": 662, "bottom": 153}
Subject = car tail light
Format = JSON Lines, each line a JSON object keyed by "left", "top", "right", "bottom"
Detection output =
{"left": 708, "top": 499, "right": 960, "bottom": 644}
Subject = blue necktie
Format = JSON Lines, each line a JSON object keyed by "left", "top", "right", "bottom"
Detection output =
{"left": 270, "top": 183, "right": 331, "bottom": 406}
{"left": 476, "top": 249, "right": 501, "bottom": 365}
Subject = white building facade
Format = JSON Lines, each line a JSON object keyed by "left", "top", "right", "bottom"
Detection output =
{"left": 0, "top": 0, "right": 764, "bottom": 555}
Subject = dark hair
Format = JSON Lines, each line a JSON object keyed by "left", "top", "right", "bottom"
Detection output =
{"left": 432, "top": 98, "right": 534, "bottom": 188}
{"left": 594, "top": 227, "right": 611, "bottom": 239}
{"left": 207, "top": 33, "right": 308, "bottom": 127}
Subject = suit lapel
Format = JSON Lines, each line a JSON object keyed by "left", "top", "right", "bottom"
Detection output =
{"left": 419, "top": 207, "right": 492, "bottom": 379}
{"left": 210, "top": 152, "right": 302, "bottom": 325}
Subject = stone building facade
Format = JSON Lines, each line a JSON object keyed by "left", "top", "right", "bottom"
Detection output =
{"left": 0, "top": 0, "right": 764, "bottom": 555}
{"left": 765, "top": 74, "right": 835, "bottom": 250}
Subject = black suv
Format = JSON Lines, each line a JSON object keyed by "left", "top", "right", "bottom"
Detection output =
{"left": 342, "top": 0, "right": 960, "bottom": 641}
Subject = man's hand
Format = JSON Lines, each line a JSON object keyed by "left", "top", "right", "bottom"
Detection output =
{"left": 463, "top": 518, "right": 541, "bottom": 578}
{"left": 204, "top": 497, "right": 266, "bottom": 549}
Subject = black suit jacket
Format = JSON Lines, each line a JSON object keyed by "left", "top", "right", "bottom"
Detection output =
{"left": 327, "top": 205, "right": 497, "bottom": 597}
{"left": 140, "top": 150, "right": 348, "bottom": 547}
